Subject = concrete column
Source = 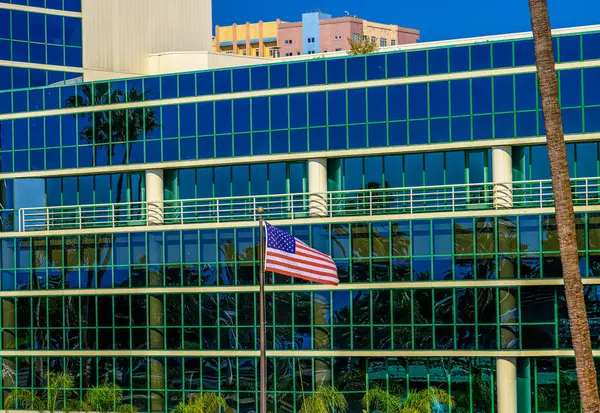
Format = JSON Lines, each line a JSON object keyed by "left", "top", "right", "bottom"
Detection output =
{"left": 308, "top": 159, "right": 328, "bottom": 217}
{"left": 492, "top": 146, "right": 513, "bottom": 208}
{"left": 497, "top": 357, "right": 517, "bottom": 413}
{"left": 493, "top": 146, "right": 518, "bottom": 413}
{"left": 245, "top": 22, "right": 251, "bottom": 56}
{"left": 146, "top": 170, "right": 164, "bottom": 225}
{"left": 258, "top": 20, "right": 265, "bottom": 57}
{"left": 232, "top": 24, "right": 238, "bottom": 54}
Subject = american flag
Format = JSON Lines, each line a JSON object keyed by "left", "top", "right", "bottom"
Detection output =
{"left": 264, "top": 222, "right": 339, "bottom": 285}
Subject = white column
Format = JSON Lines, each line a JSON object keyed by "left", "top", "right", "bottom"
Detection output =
{"left": 492, "top": 146, "right": 513, "bottom": 208}
{"left": 497, "top": 357, "right": 518, "bottom": 413}
{"left": 146, "top": 170, "right": 164, "bottom": 225}
{"left": 308, "top": 159, "right": 328, "bottom": 217}
{"left": 493, "top": 146, "right": 517, "bottom": 413}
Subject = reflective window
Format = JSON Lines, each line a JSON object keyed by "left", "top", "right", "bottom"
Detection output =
{"left": 516, "top": 73, "right": 538, "bottom": 111}
{"left": 407, "top": 50, "right": 427, "bottom": 76}
{"left": 585, "top": 107, "right": 600, "bottom": 133}
{"left": 329, "top": 125, "right": 346, "bottom": 150}
{"left": 369, "top": 123, "right": 387, "bottom": 147}
{"left": 430, "top": 118, "right": 449, "bottom": 143}
{"left": 387, "top": 52, "right": 406, "bottom": 78}
{"left": 270, "top": 95, "right": 288, "bottom": 130}
{"left": 583, "top": 33, "right": 600, "bottom": 60}
{"left": 348, "top": 89, "right": 366, "bottom": 124}
{"left": 562, "top": 108, "right": 582, "bottom": 134}
{"left": 349, "top": 124, "right": 366, "bottom": 149}
{"left": 584, "top": 68, "right": 600, "bottom": 106}
{"left": 494, "top": 76, "right": 514, "bottom": 112}
{"left": 560, "top": 69, "right": 582, "bottom": 107}
{"left": 470, "top": 44, "right": 491, "bottom": 70}
{"left": 252, "top": 97, "right": 269, "bottom": 131}
{"left": 308, "top": 92, "right": 326, "bottom": 127}
{"left": 289, "top": 62, "right": 307, "bottom": 87}
{"left": 307, "top": 60, "right": 326, "bottom": 85}
{"left": 559, "top": 35, "right": 582, "bottom": 62}
{"left": 449, "top": 46, "right": 469, "bottom": 72}
{"left": 451, "top": 79, "right": 471, "bottom": 116}
{"left": 388, "top": 85, "right": 407, "bottom": 121}
{"left": 232, "top": 68, "right": 250, "bottom": 92}
{"left": 472, "top": 78, "right": 492, "bottom": 114}
{"left": 516, "top": 111, "right": 538, "bottom": 137}
{"left": 368, "top": 87, "right": 386, "bottom": 123}
{"left": 197, "top": 102, "right": 214, "bottom": 136}
{"left": 233, "top": 100, "right": 250, "bottom": 133}
{"left": 214, "top": 70, "right": 231, "bottom": 94}
{"left": 409, "top": 120, "right": 428, "bottom": 145}
{"left": 215, "top": 101, "right": 232, "bottom": 134}
{"left": 328, "top": 90, "right": 347, "bottom": 125}
{"left": 493, "top": 42, "right": 513, "bottom": 68}
{"left": 269, "top": 64, "right": 287, "bottom": 89}
{"left": 196, "top": 72, "right": 213, "bottom": 95}
{"left": 428, "top": 48, "right": 448, "bottom": 75}
{"left": 473, "top": 115, "right": 493, "bottom": 140}
{"left": 408, "top": 83, "right": 427, "bottom": 119}
{"left": 367, "top": 54, "right": 386, "bottom": 80}
{"left": 429, "top": 81, "right": 449, "bottom": 118}
{"left": 514, "top": 39, "right": 535, "bottom": 66}
{"left": 347, "top": 56, "right": 366, "bottom": 81}
{"left": 251, "top": 66, "right": 268, "bottom": 90}
{"left": 290, "top": 94, "right": 307, "bottom": 128}
{"left": 452, "top": 117, "right": 471, "bottom": 142}
{"left": 495, "top": 113, "right": 515, "bottom": 138}
{"left": 327, "top": 59, "right": 345, "bottom": 84}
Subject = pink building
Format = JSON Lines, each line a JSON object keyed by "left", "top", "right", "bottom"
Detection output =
{"left": 277, "top": 12, "right": 420, "bottom": 56}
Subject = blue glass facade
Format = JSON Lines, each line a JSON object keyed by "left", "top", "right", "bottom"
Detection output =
{"left": 0, "top": 23, "right": 600, "bottom": 413}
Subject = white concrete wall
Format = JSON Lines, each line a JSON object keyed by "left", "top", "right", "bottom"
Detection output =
{"left": 147, "top": 52, "right": 270, "bottom": 75}
{"left": 82, "top": 0, "right": 212, "bottom": 75}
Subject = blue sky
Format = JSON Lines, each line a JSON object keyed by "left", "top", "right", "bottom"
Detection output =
{"left": 212, "top": 0, "right": 600, "bottom": 41}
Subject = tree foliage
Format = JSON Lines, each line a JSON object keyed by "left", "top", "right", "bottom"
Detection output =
{"left": 170, "top": 393, "right": 229, "bottom": 413}
{"left": 361, "top": 386, "right": 455, "bottom": 413}
{"left": 348, "top": 33, "right": 379, "bottom": 55}
{"left": 298, "top": 386, "right": 348, "bottom": 413}
{"left": 82, "top": 382, "right": 138, "bottom": 413}
{"left": 4, "top": 372, "right": 79, "bottom": 413}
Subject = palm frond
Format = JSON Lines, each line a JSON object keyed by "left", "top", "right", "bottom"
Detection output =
{"left": 361, "top": 386, "right": 403, "bottom": 412}
{"left": 83, "top": 382, "right": 127, "bottom": 413}
{"left": 299, "top": 386, "right": 347, "bottom": 413}
{"left": 4, "top": 389, "right": 44, "bottom": 411}
{"left": 170, "top": 393, "right": 228, "bottom": 413}
{"left": 403, "top": 387, "right": 455, "bottom": 413}
{"left": 116, "top": 403, "right": 139, "bottom": 413}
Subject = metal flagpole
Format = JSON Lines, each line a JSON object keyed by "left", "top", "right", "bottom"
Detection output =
{"left": 257, "top": 208, "right": 267, "bottom": 413}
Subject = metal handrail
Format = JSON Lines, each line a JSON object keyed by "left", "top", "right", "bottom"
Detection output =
{"left": 14, "top": 177, "right": 600, "bottom": 232}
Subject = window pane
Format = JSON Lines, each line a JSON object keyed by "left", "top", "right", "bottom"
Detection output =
{"left": 429, "top": 82, "right": 449, "bottom": 117}
{"left": 471, "top": 44, "right": 491, "bottom": 70}
{"left": 407, "top": 51, "right": 427, "bottom": 76}
{"left": 428, "top": 48, "right": 448, "bottom": 74}
{"left": 493, "top": 42, "right": 513, "bottom": 68}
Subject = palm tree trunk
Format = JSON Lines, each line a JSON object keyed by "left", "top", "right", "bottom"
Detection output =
{"left": 528, "top": 1, "right": 600, "bottom": 411}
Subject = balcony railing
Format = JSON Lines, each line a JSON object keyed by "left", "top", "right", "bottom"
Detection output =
{"left": 14, "top": 177, "right": 600, "bottom": 232}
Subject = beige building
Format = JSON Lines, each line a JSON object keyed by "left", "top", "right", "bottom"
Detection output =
{"left": 213, "top": 20, "right": 282, "bottom": 58}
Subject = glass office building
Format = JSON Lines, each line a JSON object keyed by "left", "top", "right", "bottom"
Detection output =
{"left": 1, "top": 6, "right": 600, "bottom": 411}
